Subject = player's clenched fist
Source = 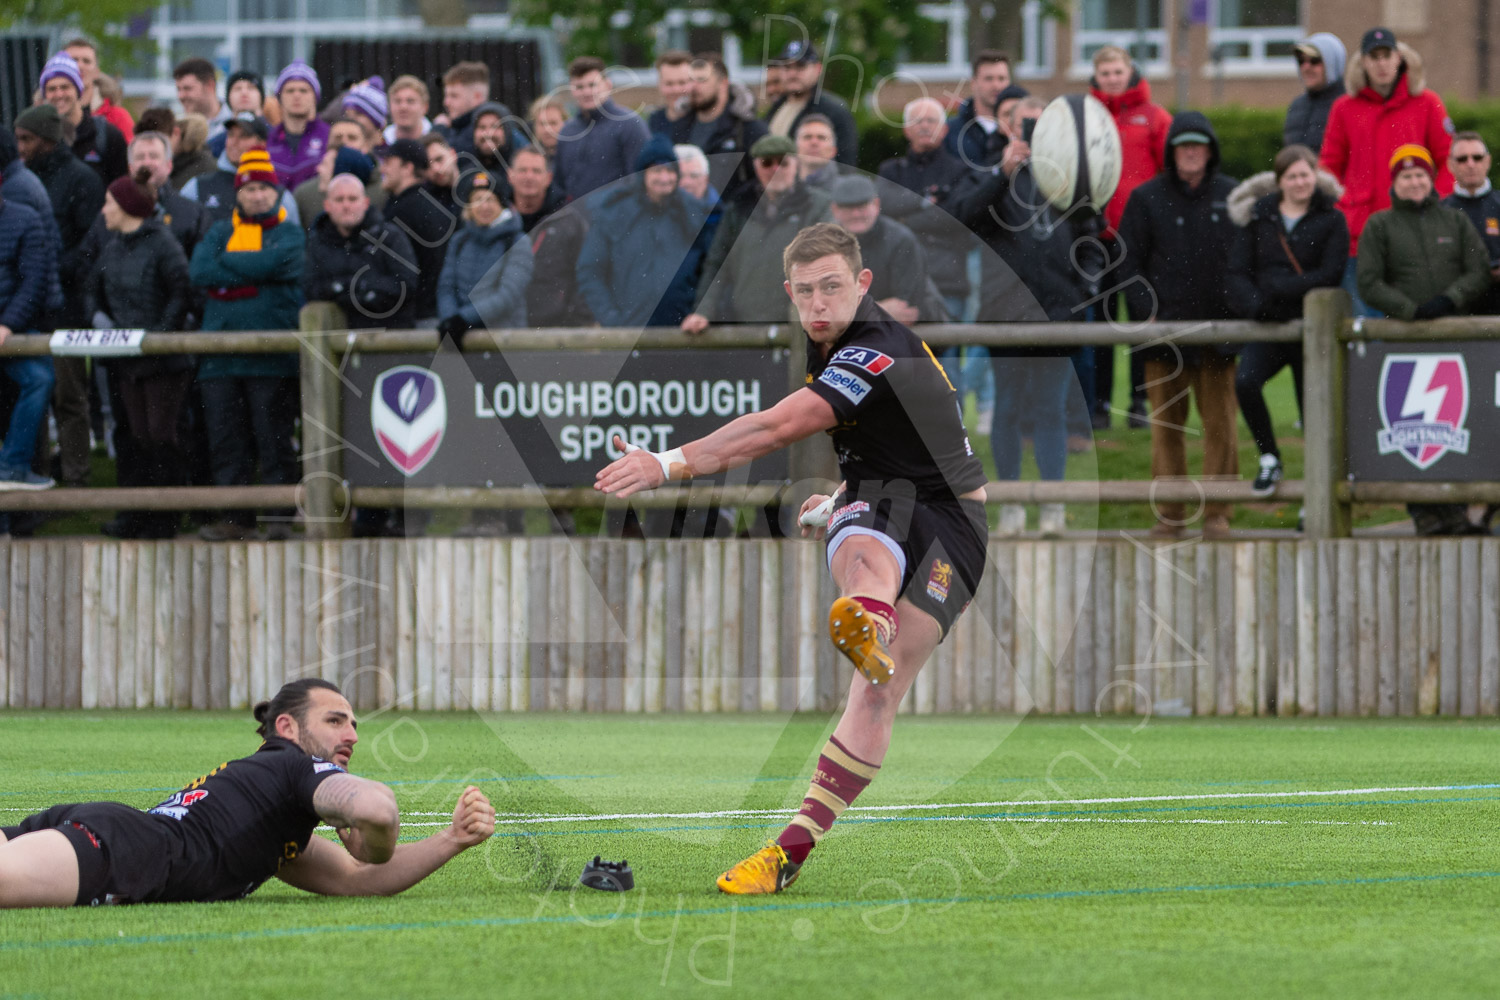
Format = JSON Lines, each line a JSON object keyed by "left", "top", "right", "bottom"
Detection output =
{"left": 449, "top": 785, "right": 496, "bottom": 848}
{"left": 799, "top": 493, "right": 832, "bottom": 540}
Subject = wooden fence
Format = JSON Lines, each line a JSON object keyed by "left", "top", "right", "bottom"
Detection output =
{"left": 4, "top": 535, "right": 1496, "bottom": 717}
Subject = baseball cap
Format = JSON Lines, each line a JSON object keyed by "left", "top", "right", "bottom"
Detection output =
{"left": 1170, "top": 131, "right": 1213, "bottom": 146}
{"left": 225, "top": 111, "right": 269, "bottom": 141}
{"left": 1361, "top": 27, "right": 1397, "bottom": 55}
{"left": 776, "top": 40, "right": 820, "bottom": 64}
{"left": 831, "top": 175, "right": 877, "bottom": 206}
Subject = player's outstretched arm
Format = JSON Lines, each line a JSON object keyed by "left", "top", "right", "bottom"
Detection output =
{"left": 595, "top": 388, "right": 837, "bottom": 498}
{"left": 279, "top": 786, "right": 496, "bottom": 898}
{"left": 311, "top": 773, "right": 401, "bottom": 864}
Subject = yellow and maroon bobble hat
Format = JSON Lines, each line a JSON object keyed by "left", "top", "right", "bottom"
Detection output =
{"left": 1388, "top": 143, "right": 1436, "bottom": 181}
{"left": 235, "top": 145, "right": 281, "bottom": 189}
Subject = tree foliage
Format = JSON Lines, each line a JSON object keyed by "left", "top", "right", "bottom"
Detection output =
{"left": 0, "top": 0, "right": 160, "bottom": 71}
{"left": 513, "top": 0, "right": 933, "bottom": 91}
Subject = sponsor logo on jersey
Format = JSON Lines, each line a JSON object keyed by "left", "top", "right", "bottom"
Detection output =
{"left": 1376, "top": 354, "right": 1470, "bottom": 470}
{"left": 372, "top": 366, "right": 447, "bottom": 476}
{"left": 828, "top": 500, "right": 870, "bottom": 531}
{"left": 313, "top": 761, "right": 344, "bottom": 774}
{"left": 926, "top": 559, "right": 952, "bottom": 604}
{"left": 818, "top": 367, "right": 872, "bottom": 405}
{"left": 149, "top": 788, "right": 208, "bottom": 820}
{"left": 830, "top": 347, "right": 894, "bottom": 375}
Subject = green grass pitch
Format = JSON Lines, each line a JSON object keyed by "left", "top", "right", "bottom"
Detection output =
{"left": 3, "top": 710, "right": 1500, "bottom": 998}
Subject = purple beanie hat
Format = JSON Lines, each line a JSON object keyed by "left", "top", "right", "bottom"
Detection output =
{"left": 39, "top": 51, "right": 84, "bottom": 95}
{"left": 273, "top": 59, "right": 321, "bottom": 101}
{"left": 342, "top": 76, "right": 388, "bottom": 128}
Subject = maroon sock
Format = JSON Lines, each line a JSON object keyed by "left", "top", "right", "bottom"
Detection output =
{"left": 776, "top": 735, "right": 881, "bottom": 865}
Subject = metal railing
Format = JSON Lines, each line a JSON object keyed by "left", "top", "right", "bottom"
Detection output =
{"left": 0, "top": 289, "right": 1484, "bottom": 540}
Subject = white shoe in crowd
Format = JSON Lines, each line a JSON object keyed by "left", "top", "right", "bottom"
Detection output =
{"left": 1039, "top": 503, "right": 1066, "bottom": 538}
{"left": 996, "top": 503, "right": 1026, "bottom": 538}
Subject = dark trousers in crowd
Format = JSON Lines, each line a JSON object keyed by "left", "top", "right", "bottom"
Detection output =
{"left": 1234, "top": 342, "right": 1304, "bottom": 460}
{"left": 52, "top": 357, "right": 91, "bottom": 486}
{"left": 199, "top": 375, "right": 300, "bottom": 530}
{"left": 1092, "top": 345, "right": 1147, "bottom": 419}
{"left": 114, "top": 370, "right": 194, "bottom": 538}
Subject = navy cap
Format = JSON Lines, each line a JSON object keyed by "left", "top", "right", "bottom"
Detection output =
{"left": 776, "top": 40, "right": 820, "bottom": 64}
{"left": 1360, "top": 27, "right": 1397, "bottom": 55}
{"left": 225, "top": 111, "right": 268, "bottom": 141}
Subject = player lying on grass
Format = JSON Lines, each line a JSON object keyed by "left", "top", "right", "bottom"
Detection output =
{"left": 0, "top": 679, "right": 496, "bottom": 907}
{"left": 596, "top": 222, "right": 989, "bottom": 894}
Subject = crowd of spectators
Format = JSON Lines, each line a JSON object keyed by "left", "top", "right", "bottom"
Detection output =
{"left": 0, "top": 25, "right": 1493, "bottom": 540}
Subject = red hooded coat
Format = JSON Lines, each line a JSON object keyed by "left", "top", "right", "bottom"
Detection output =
{"left": 1320, "top": 42, "right": 1455, "bottom": 255}
{"left": 1091, "top": 74, "right": 1172, "bottom": 239}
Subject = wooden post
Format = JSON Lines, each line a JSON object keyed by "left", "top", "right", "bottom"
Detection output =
{"left": 1303, "top": 289, "right": 1351, "bottom": 539}
{"left": 298, "top": 304, "right": 351, "bottom": 540}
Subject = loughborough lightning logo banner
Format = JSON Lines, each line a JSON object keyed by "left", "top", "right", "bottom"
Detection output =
{"left": 1376, "top": 354, "right": 1470, "bottom": 470}
{"left": 372, "top": 366, "right": 447, "bottom": 476}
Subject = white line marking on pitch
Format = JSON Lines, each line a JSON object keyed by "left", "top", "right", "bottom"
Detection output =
{"left": 394, "top": 782, "right": 1499, "bottom": 824}
{"left": 393, "top": 816, "right": 1393, "bottom": 829}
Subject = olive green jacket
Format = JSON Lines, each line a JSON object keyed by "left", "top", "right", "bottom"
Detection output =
{"left": 1356, "top": 190, "right": 1491, "bottom": 319}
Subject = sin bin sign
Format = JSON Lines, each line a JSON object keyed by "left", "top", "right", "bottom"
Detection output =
{"left": 340, "top": 349, "right": 791, "bottom": 488}
{"left": 1346, "top": 341, "right": 1500, "bottom": 481}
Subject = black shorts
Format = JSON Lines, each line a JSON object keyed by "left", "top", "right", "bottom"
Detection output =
{"left": 3, "top": 802, "right": 173, "bottom": 906}
{"left": 823, "top": 489, "right": 988, "bottom": 639}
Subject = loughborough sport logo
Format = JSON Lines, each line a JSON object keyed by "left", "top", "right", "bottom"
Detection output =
{"left": 372, "top": 366, "right": 447, "bottom": 476}
{"left": 1376, "top": 354, "right": 1470, "bottom": 470}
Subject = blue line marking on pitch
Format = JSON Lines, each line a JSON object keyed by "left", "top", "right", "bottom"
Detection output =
{"left": 478, "top": 792, "right": 1500, "bottom": 838}
{"left": 6, "top": 870, "right": 1499, "bottom": 953}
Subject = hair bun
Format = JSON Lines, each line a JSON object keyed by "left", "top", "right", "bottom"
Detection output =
{"left": 132, "top": 165, "right": 154, "bottom": 188}
{"left": 252, "top": 700, "right": 271, "bottom": 723}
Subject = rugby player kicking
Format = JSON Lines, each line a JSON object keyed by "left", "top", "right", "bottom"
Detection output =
{"left": 0, "top": 679, "right": 496, "bottom": 907}
{"left": 596, "top": 222, "right": 989, "bottom": 894}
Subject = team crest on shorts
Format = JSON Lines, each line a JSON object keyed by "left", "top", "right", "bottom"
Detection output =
{"left": 372, "top": 366, "right": 447, "bottom": 476}
{"left": 1376, "top": 354, "right": 1470, "bottom": 470}
{"left": 828, "top": 500, "right": 869, "bottom": 530}
{"left": 926, "top": 559, "right": 953, "bottom": 604}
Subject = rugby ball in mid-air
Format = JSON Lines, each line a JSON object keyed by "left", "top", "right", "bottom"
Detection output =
{"left": 1030, "top": 94, "right": 1122, "bottom": 214}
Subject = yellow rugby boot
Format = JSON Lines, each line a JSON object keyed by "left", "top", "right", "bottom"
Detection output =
{"left": 828, "top": 596, "right": 896, "bottom": 685}
{"left": 716, "top": 842, "right": 802, "bottom": 894}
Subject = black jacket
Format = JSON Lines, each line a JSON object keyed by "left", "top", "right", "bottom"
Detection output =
{"left": 665, "top": 83, "right": 768, "bottom": 206}
{"left": 84, "top": 220, "right": 193, "bottom": 377}
{"left": 1282, "top": 81, "right": 1344, "bottom": 155}
{"left": 1225, "top": 170, "right": 1348, "bottom": 322}
{"left": 855, "top": 215, "right": 938, "bottom": 318}
{"left": 1117, "top": 110, "right": 1240, "bottom": 359}
{"left": 876, "top": 145, "right": 974, "bottom": 297}
{"left": 761, "top": 90, "right": 858, "bottom": 167}
{"left": 77, "top": 183, "right": 212, "bottom": 326}
{"left": 383, "top": 183, "right": 458, "bottom": 321}
{"left": 303, "top": 209, "right": 419, "bottom": 329}
{"left": 28, "top": 143, "right": 104, "bottom": 307}
{"left": 948, "top": 161, "right": 1088, "bottom": 355}
{"left": 71, "top": 112, "right": 128, "bottom": 186}
{"left": 518, "top": 190, "right": 592, "bottom": 327}
{"left": 1444, "top": 184, "right": 1500, "bottom": 313}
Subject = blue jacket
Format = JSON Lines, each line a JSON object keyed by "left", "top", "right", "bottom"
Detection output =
{"left": 553, "top": 100, "right": 650, "bottom": 203}
{"left": 0, "top": 148, "right": 64, "bottom": 315}
{"left": 436, "top": 210, "right": 534, "bottom": 330}
{"left": 189, "top": 212, "right": 305, "bottom": 378}
{"left": 943, "top": 97, "right": 1000, "bottom": 168}
{"left": 0, "top": 197, "right": 54, "bottom": 332}
{"left": 576, "top": 182, "right": 710, "bottom": 328}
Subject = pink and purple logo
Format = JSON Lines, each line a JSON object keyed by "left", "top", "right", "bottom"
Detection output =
{"left": 1377, "top": 354, "right": 1470, "bottom": 470}
{"left": 372, "top": 366, "right": 447, "bottom": 476}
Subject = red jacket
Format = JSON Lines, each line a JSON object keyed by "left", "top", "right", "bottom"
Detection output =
{"left": 1092, "top": 76, "right": 1172, "bottom": 238}
{"left": 93, "top": 98, "right": 134, "bottom": 143}
{"left": 1320, "top": 42, "right": 1453, "bottom": 255}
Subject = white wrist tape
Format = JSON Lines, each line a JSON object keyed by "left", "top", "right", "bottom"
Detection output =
{"left": 625, "top": 442, "right": 686, "bottom": 481}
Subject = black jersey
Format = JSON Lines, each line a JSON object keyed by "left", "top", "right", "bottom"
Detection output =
{"left": 804, "top": 295, "right": 987, "bottom": 502}
{"left": 141, "top": 736, "right": 347, "bottom": 902}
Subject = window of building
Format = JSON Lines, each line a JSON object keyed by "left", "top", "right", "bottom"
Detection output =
{"left": 240, "top": 36, "right": 296, "bottom": 78}
{"left": 1210, "top": 0, "right": 1302, "bottom": 72}
{"left": 1072, "top": 0, "right": 1169, "bottom": 76}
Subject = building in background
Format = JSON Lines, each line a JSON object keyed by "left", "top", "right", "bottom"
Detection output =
{"left": 3, "top": 0, "right": 1500, "bottom": 121}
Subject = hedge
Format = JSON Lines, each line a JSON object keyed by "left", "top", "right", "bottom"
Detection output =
{"left": 855, "top": 101, "right": 1500, "bottom": 184}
